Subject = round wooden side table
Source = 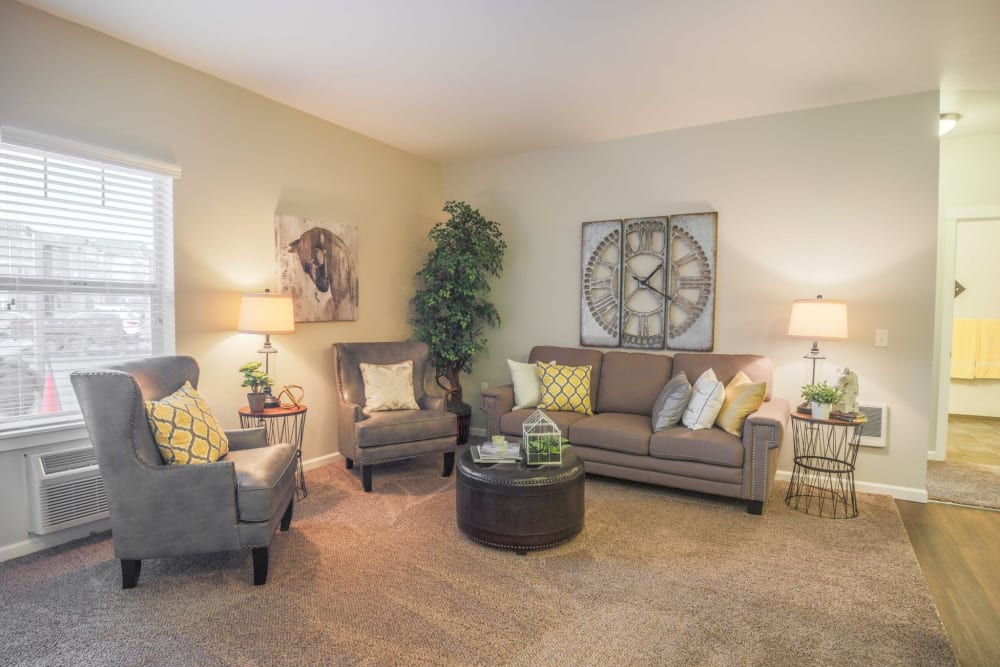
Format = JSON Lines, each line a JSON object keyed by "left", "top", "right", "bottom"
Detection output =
{"left": 239, "top": 404, "right": 308, "bottom": 499}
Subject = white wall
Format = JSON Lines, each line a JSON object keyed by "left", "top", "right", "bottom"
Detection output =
{"left": 941, "top": 133, "right": 1000, "bottom": 417}
{"left": 444, "top": 93, "right": 940, "bottom": 496}
{"left": 0, "top": 1, "right": 442, "bottom": 559}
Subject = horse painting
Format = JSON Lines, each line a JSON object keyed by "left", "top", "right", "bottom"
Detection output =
{"left": 275, "top": 216, "right": 359, "bottom": 321}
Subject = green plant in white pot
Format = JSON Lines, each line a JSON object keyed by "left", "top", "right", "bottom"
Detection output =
{"left": 800, "top": 381, "right": 844, "bottom": 420}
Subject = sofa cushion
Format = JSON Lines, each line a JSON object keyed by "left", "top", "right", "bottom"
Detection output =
{"left": 529, "top": 346, "right": 603, "bottom": 409}
{"left": 537, "top": 363, "right": 593, "bottom": 414}
{"left": 355, "top": 409, "right": 456, "bottom": 448}
{"left": 715, "top": 372, "right": 767, "bottom": 436}
{"left": 672, "top": 353, "right": 773, "bottom": 400}
{"left": 569, "top": 412, "right": 651, "bottom": 456}
{"left": 596, "top": 351, "right": 672, "bottom": 416}
{"left": 649, "top": 426, "right": 744, "bottom": 468}
{"left": 651, "top": 371, "right": 691, "bottom": 431}
{"left": 499, "top": 408, "right": 590, "bottom": 438}
{"left": 681, "top": 369, "right": 725, "bottom": 430}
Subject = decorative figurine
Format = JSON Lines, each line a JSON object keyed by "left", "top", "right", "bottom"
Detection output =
{"left": 837, "top": 368, "right": 860, "bottom": 413}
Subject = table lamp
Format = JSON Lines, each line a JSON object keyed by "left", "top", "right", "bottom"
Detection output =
{"left": 787, "top": 295, "right": 848, "bottom": 385}
{"left": 238, "top": 290, "right": 295, "bottom": 408}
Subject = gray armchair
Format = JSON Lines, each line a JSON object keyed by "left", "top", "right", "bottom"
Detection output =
{"left": 70, "top": 356, "right": 296, "bottom": 588}
{"left": 333, "top": 342, "right": 457, "bottom": 492}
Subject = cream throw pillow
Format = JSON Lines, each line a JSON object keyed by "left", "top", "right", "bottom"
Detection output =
{"left": 715, "top": 371, "right": 767, "bottom": 436}
{"left": 681, "top": 368, "right": 726, "bottom": 430}
{"left": 508, "top": 359, "right": 556, "bottom": 410}
{"left": 360, "top": 360, "right": 420, "bottom": 412}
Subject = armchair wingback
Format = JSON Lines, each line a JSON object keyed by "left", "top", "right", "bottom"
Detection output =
{"left": 333, "top": 342, "right": 457, "bottom": 492}
{"left": 70, "top": 356, "right": 296, "bottom": 588}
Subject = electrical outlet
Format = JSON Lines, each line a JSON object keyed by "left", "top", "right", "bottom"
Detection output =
{"left": 875, "top": 329, "right": 889, "bottom": 347}
{"left": 480, "top": 381, "right": 488, "bottom": 392}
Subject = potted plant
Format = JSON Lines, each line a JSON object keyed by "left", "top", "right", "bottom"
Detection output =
{"left": 411, "top": 201, "right": 506, "bottom": 444}
{"left": 239, "top": 360, "right": 273, "bottom": 413}
{"left": 800, "top": 381, "right": 844, "bottom": 420}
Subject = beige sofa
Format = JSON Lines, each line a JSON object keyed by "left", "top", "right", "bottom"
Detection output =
{"left": 481, "top": 346, "right": 790, "bottom": 514}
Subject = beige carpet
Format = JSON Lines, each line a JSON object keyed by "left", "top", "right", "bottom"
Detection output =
{"left": 927, "top": 460, "right": 1000, "bottom": 510}
{"left": 0, "top": 454, "right": 955, "bottom": 666}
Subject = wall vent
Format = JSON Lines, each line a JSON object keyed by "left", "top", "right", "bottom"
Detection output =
{"left": 26, "top": 447, "right": 109, "bottom": 535}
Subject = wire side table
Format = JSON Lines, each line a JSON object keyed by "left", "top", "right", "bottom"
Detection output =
{"left": 786, "top": 412, "right": 866, "bottom": 518}
{"left": 239, "top": 404, "right": 308, "bottom": 499}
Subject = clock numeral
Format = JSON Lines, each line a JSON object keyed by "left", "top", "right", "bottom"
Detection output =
{"left": 588, "top": 277, "right": 614, "bottom": 291}
{"left": 678, "top": 275, "right": 711, "bottom": 288}
{"left": 671, "top": 295, "right": 698, "bottom": 314}
{"left": 673, "top": 252, "right": 699, "bottom": 267}
{"left": 591, "top": 291, "right": 617, "bottom": 319}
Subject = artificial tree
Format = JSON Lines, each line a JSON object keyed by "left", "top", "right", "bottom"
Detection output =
{"left": 411, "top": 201, "right": 505, "bottom": 443}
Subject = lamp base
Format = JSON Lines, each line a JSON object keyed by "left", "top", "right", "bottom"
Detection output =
{"left": 263, "top": 388, "right": 280, "bottom": 409}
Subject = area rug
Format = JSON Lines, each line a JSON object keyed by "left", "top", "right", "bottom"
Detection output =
{"left": 927, "top": 460, "right": 1000, "bottom": 510}
{"left": 0, "top": 455, "right": 955, "bottom": 666}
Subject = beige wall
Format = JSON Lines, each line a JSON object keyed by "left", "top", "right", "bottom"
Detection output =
{"left": 444, "top": 92, "right": 940, "bottom": 496}
{"left": 0, "top": 1, "right": 442, "bottom": 558}
{"left": 940, "top": 133, "right": 1000, "bottom": 417}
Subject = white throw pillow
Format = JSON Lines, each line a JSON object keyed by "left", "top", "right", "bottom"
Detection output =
{"left": 681, "top": 368, "right": 726, "bottom": 430}
{"left": 360, "top": 360, "right": 420, "bottom": 412}
{"left": 507, "top": 359, "right": 554, "bottom": 410}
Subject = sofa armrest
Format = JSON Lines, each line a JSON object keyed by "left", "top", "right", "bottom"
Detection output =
{"left": 745, "top": 398, "right": 790, "bottom": 444}
{"left": 224, "top": 427, "right": 268, "bottom": 450}
{"left": 481, "top": 384, "right": 514, "bottom": 437}
{"left": 741, "top": 397, "right": 790, "bottom": 505}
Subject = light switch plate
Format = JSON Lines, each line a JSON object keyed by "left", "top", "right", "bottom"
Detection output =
{"left": 875, "top": 329, "right": 889, "bottom": 347}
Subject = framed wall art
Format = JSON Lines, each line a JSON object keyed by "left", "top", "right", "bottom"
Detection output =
{"left": 579, "top": 212, "right": 717, "bottom": 351}
{"left": 275, "top": 214, "right": 359, "bottom": 322}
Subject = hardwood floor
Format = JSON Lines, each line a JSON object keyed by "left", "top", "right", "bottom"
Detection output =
{"left": 898, "top": 499, "right": 1000, "bottom": 666}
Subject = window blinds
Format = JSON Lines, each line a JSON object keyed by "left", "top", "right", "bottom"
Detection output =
{"left": 0, "top": 130, "right": 177, "bottom": 433}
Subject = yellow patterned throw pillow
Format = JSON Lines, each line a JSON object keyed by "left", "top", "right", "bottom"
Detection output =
{"left": 715, "top": 371, "right": 767, "bottom": 436}
{"left": 536, "top": 363, "right": 593, "bottom": 415}
{"left": 360, "top": 360, "right": 420, "bottom": 412}
{"left": 144, "top": 381, "right": 229, "bottom": 465}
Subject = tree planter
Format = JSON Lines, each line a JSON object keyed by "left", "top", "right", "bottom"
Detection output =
{"left": 452, "top": 402, "right": 471, "bottom": 445}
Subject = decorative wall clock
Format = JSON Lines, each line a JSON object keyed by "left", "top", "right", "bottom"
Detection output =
{"left": 580, "top": 212, "right": 717, "bottom": 351}
{"left": 580, "top": 219, "right": 622, "bottom": 347}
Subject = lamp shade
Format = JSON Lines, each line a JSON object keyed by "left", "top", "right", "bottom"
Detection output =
{"left": 237, "top": 292, "right": 295, "bottom": 334}
{"left": 787, "top": 298, "right": 848, "bottom": 340}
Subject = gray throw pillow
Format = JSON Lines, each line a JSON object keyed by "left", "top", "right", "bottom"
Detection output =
{"left": 651, "top": 372, "right": 692, "bottom": 432}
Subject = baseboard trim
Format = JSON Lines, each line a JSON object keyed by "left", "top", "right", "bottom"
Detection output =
{"left": 927, "top": 450, "right": 946, "bottom": 462}
{"left": 0, "top": 518, "right": 111, "bottom": 563}
{"left": 303, "top": 452, "right": 340, "bottom": 471}
{"left": 470, "top": 426, "right": 486, "bottom": 438}
{"left": 774, "top": 470, "right": 927, "bottom": 503}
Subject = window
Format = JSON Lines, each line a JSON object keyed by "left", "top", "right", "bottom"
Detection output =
{"left": 0, "top": 127, "right": 179, "bottom": 434}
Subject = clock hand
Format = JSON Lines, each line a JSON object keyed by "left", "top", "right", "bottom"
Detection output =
{"left": 645, "top": 284, "right": 668, "bottom": 298}
{"left": 642, "top": 262, "right": 663, "bottom": 282}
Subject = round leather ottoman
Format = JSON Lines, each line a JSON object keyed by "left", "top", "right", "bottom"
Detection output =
{"left": 456, "top": 448, "right": 585, "bottom": 554}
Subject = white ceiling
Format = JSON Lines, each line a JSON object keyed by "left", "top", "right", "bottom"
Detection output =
{"left": 20, "top": 0, "right": 1000, "bottom": 163}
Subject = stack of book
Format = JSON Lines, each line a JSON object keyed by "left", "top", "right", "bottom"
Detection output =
{"left": 829, "top": 410, "right": 865, "bottom": 423}
{"left": 471, "top": 441, "right": 521, "bottom": 463}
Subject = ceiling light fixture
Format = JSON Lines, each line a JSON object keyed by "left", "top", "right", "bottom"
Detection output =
{"left": 939, "top": 113, "right": 961, "bottom": 136}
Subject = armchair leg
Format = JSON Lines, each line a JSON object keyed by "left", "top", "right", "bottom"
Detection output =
{"left": 747, "top": 500, "right": 764, "bottom": 515}
{"left": 251, "top": 547, "right": 269, "bottom": 585}
{"left": 280, "top": 497, "right": 294, "bottom": 531}
{"left": 442, "top": 451, "right": 455, "bottom": 477}
{"left": 345, "top": 457, "right": 354, "bottom": 470}
{"left": 362, "top": 464, "right": 373, "bottom": 492}
{"left": 121, "top": 559, "right": 141, "bottom": 589}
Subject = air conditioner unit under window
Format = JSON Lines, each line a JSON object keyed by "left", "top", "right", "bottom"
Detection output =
{"left": 25, "top": 446, "right": 109, "bottom": 535}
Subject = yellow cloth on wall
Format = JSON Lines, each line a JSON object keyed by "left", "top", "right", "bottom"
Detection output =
{"left": 975, "top": 320, "right": 1000, "bottom": 379}
{"left": 951, "top": 319, "right": 978, "bottom": 379}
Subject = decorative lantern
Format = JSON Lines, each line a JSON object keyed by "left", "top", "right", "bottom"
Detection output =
{"left": 522, "top": 409, "right": 563, "bottom": 465}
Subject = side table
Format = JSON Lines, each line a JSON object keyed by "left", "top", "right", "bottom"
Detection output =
{"left": 239, "top": 404, "right": 308, "bottom": 499}
{"left": 785, "top": 411, "right": 866, "bottom": 518}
